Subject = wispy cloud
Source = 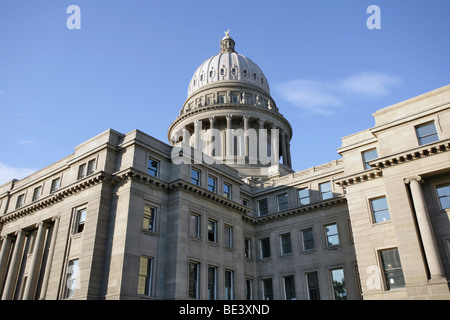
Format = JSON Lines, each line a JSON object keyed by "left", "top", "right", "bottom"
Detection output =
{"left": 0, "top": 162, "right": 36, "bottom": 185}
{"left": 19, "top": 139, "right": 33, "bottom": 145}
{"left": 274, "top": 72, "right": 402, "bottom": 116}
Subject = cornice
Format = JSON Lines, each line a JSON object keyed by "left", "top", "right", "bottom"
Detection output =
{"left": 334, "top": 169, "right": 383, "bottom": 188}
{"left": 0, "top": 172, "right": 107, "bottom": 224}
{"left": 243, "top": 196, "right": 347, "bottom": 224}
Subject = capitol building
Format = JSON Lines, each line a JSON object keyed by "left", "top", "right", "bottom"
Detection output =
{"left": 0, "top": 33, "right": 449, "bottom": 300}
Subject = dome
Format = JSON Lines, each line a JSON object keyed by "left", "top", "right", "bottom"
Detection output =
{"left": 187, "top": 33, "right": 270, "bottom": 97}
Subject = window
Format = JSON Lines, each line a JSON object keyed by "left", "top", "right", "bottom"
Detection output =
{"left": 370, "top": 196, "right": 391, "bottom": 223}
{"left": 243, "top": 199, "right": 250, "bottom": 207}
{"left": 258, "top": 198, "right": 268, "bottom": 216}
{"left": 325, "top": 223, "right": 339, "bottom": 247}
{"left": 244, "top": 238, "right": 252, "bottom": 259}
{"left": 436, "top": 183, "right": 450, "bottom": 210}
{"left": 148, "top": 158, "right": 159, "bottom": 177}
{"left": 298, "top": 188, "right": 310, "bottom": 205}
{"left": 207, "top": 219, "right": 217, "bottom": 242}
{"left": 416, "top": 122, "right": 439, "bottom": 145}
{"left": 283, "top": 276, "right": 296, "bottom": 300}
{"left": 262, "top": 278, "right": 273, "bottom": 300}
{"left": 75, "top": 208, "right": 87, "bottom": 234}
{"left": 246, "top": 279, "right": 253, "bottom": 300}
{"left": 306, "top": 271, "right": 320, "bottom": 300}
{"left": 32, "top": 186, "right": 42, "bottom": 202}
{"left": 87, "top": 159, "right": 96, "bottom": 176}
{"left": 77, "top": 164, "right": 86, "bottom": 180}
{"left": 280, "top": 233, "right": 292, "bottom": 255}
{"left": 50, "top": 177, "right": 61, "bottom": 193}
{"left": 219, "top": 94, "right": 225, "bottom": 103}
{"left": 302, "top": 228, "right": 315, "bottom": 252}
{"left": 64, "top": 259, "right": 79, "bottom": 299}
{"left": 16, "top": 194, "right": 25, "bottom": 209}
{"left": 224, "top": 225, "right": 233, "bottom": 248}
{"left": 138, "top": 257, "right": 153, "bottom": 296}
{"left": 143, "top": 205, "right": 156, "bottom": 231}
{"left": 188, "top": 261, "right": 200, "bottom": 299}
{"left": 319, "top": 182, "right": 333, "bottom": 200}
{"left": 260, "top": 237, "right": 271, "bottom": 259}
{"left": 190, "top": 213, "right": 201, "bottom": 238}
{"left": 380, "top": 248, "right": 405, "bottom": 290}
{"left": 362, "top": 148, "right": 378, "bottom": 170}
{"left": 330, "top": 268, "right": 347, "bottom": 300}
{"left": 231, "top": 94, "right": 239, "bottom": 103}
{"left": 191, "top": 168, "right": 201, "bottom": 186}
{"left": 207, "top": 175, "right": 217, "bottom": 193}
{"left": 277, "top": 193, "right": 288, "bottom": 211}
{"left": 224, "top": 270, "right": 234, "bottom": 300}
{"left": 208, "top": 266, "right": 217, "bottom": 300}
{"left": 223, "top": 182, "right": 231, "bottom": 199}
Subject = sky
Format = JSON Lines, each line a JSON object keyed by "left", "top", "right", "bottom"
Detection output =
{"left": 0, "top": 0, "right": 449, "bottom": 184}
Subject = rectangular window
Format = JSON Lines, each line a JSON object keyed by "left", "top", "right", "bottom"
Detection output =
{"left": 138, "top": 257, "right": 153, "bottom": 296}
{"left": 416, "top": 122, "right": 439, "bottom": 145}
{"left": 188, "top": 261, "right": 200, "bottom": 299}
{"left": 244, "top": 238, "right": 252, "bottom": 259}
{"left": 277, "top": 193, "right": 288, "bottom": 211}
{"left": 306, "top": 271, "right": 320, "bottom": 300}
{"left": 77, "top": 164, "right": 86, "bottom": 180}
{"left": 87, "top": 159, "right": 96, "bottom": 175}
{"left": 325, "top": 223, "right": 339, "bottom": 247}
{"left": 208, "top": 175, "right": 217, "bottom": 193}
{"left": 260, "top": 237, "right": 271, "bottom": 259}
{"left": 319, "top": 182, "right": 333, "bottom": 200}
{"left": 298, "top": 188, "right": 310, "bottom": 205}
{"left": 258, "top": 198, "right": 268, "bottom": 216}
{"left": 50, "top": 177, "right": 61, "bottom": 193}
{"left": 370, "top": 196, "right": 391, "bottom": 223}
{"left": 224, "top": 270, "right": 234, "bottom": 300}
{"left": 302, "top": 228, "right": 315, "bottom": 252}
{"left": 64, "top": 259, "right": 79, "bottom": 299}
{"left": 190, "top": 213, "right": 201, "bottom": 238}
{"left": 207, "top": 266, "right": 217, "bottom": 300}
{"left": 75, "top": 208, "right": 87, "bottom": 234}
{"left": 280, "top": 233, "right": 292, "bottom": 255}
{"left": 148, "top": 158, "right": 159, "bottom": 177}
{"left": 32, "top": 186, "right": 42, "bottom": 202}
{"left": 223, "top": 182, "right": 231, "bottom": 199}
{"left": 436, "top": 183, "right": 450, "bottom": 210}
{"left": 143, "top": 205, "right": 156, "bottom": 231}
{"left": 262, "top": 278, "right": 273, "bottom": 300}
{"left": 330, "top": 268, "right": 347, "bottom": 300}
{"left": 362, "top": 148, "right": 378, "bottom": 170}
{"left": 380, "top": 248, "right": 405, "bottom": 290}
{"left": 191, "top": 168, "right": 200, "bottom": 185}
{"left": 224, "top": 225, "right": 233, "bottom": 248}
{"left": 283, "top": 275, "right": 296, "bottom": 300}
{"left": 243, "top": 199, "right": 250, "bottom": 207}
{"left": 207, "top": 219, "right": 217, "bottom": 242}
{"left": 16, "top": 194, "right": 25, "bottom": 209}
{"left": 219, "top": 94, "right": 226, "bottom": 104}
{"left": 246, "top": 279, "right": 253, "bottom": 300}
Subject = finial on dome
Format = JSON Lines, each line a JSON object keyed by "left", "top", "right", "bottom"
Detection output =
{"left": 220, "top": 29, "right": 236, "bottom": 53}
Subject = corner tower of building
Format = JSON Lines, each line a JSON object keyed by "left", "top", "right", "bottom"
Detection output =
{"left": 168, "top": 32, "right": 293, "bottom": 179}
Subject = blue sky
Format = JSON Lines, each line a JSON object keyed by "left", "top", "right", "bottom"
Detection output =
{"left": 0, "top": 0, "right": 449, "bottom": 184}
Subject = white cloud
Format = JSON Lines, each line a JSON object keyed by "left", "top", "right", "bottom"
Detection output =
{"left": 0, "top": 162, "right": 36, "bottom": 185}
{"left": 274, "top": 72, "right": 402, "bottom": 116}
{"left": 19, "top": 139, "right": 33, "bottom": 145}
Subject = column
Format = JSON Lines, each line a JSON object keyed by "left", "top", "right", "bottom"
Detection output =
{"left": 280, "top": 130, "right": 287, "bottom": 166}
{"left": 0, "top": 235, "right": 13, "bottom": 292}
{"left": 286, "top": 138, "right": 292, "bottom": 168}
{"left": 194, "top": 120, "right": 202, "bottom": 151}
{"left": 23, "top": 222, "right": 48, "bottom": 300}
{"left": 2, "top": 230, "right": 27, "bottom": 300}
{"left": 226, "top": 115, "right": 233, "bottom": 158}
{"left": 405, "top": 176, "right": 446, "bottom": 282}
{"left": 243, "top": 115, "right": 250, "bottom": 158}
{"left": 182, "top": 126, "right": 189, "bottom": 146}
{"left": 208, "top": 116, "right": 216, "bottom": 156}
{"left": 39, "top": 216, "right": 60, "bottom": 300}
{"left": 271, "top": 125, "right": 280, "bottom": 165}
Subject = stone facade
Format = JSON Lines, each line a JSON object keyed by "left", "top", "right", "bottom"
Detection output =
{"left": 0, "top": 34, "right": 449, "bottom": 300}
